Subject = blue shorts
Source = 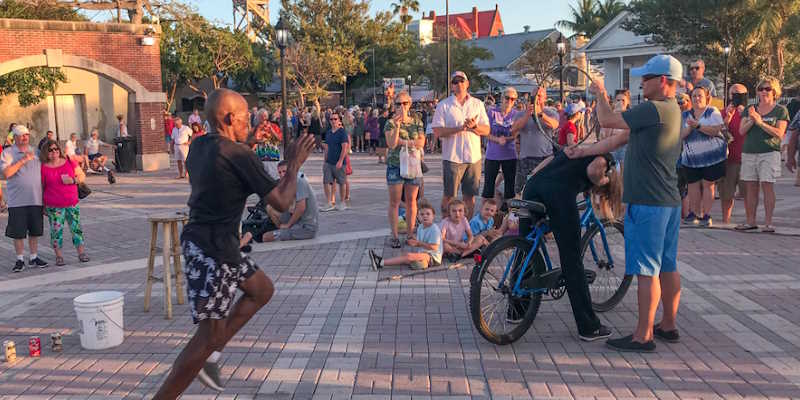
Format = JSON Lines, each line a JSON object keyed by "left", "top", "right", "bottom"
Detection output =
{"left": 624, "top": 204, "right": 680, "bottom": 276}
{"left": 386, "top": 165, "right": 421, "bottom": 186}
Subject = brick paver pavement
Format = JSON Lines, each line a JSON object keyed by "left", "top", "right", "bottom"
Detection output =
{"left": 1, "top": 153, "right": 799, "bottom": 399}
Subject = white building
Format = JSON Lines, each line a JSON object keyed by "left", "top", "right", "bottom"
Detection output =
{"left": 407, "top": 18, "right": 433, "bottom": 46}
{"left": 581, "top": 10, "right": 668, "bottom": 103}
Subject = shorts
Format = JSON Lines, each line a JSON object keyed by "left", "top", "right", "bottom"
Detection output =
{"left": 442, "top": 160, "right": 481, "bottom": 197}
{"left": 174, "top": 143, "right": 190, "bottom": 162}
{"left": 88, "top": 153, "right": 103, "bottom": 161}
{"left": 5, "top": 205, "right": 44, "bottom": 239}
{"left": 741, "top": 152, "right": 781, "bottom": 183}
{"left": 182, "top": 240, "right": 260, "bottom": 324}
{"left": 718, "top": 162, "right": 740, "bottom": 201}
{"left": 165, "top": 135, "right": 172, "bottom": 143}
{"left": 624, "top": 204, "right": 680, "bottom": 277}
{"left": 684, "top": 160, "right": 726, "bottom": 184}
{"left": 386, "top": 165, "right": 421, "bottom": 186}
{"left": 323, "top": 162, "right": 347, "bottom": 184}
{"left": 514, "top": 156, "right": 549, "bottom": 194}
{"left": 378, "top": 135, "right": 387, "bottom": 148}
{"left": 411, "top": 253, "right": 441, "bottom": 269}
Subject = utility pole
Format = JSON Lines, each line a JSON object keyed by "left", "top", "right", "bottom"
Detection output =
{"left": 372, "top": 47, "right": 377, "bottom": 107}
{"left": 446, "top": 0, "right": 451, "bottom": 97}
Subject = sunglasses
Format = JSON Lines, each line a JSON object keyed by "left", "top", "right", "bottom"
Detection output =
{"left": 757, "top": 87, "right": 773, "bottom": 92}
{"left": 330, "top": 117, "right": 340, "bottom": 121}
{"left": 395, "top": 101, "right": 410, "bottom": 106}
{"left": 689, "top": 66, "right": 701, "bottom": 71}
{"left": 451, "top": 78, "right": 465, "bottom": 84}
{"left": 504, "top": 96, "right": 517, "bottom": 101}
{"left": 48, "top": 147, "right": 60, "bottom": 152}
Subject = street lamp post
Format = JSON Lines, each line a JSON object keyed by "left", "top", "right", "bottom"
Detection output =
{"left": 723, "top": 45, "right": 731, "bottom": 107}
{"left": 407, "top": 74, "right": 412, "bottom": 102}
{"left": 342, "top": 75, "right": 347, "bottom": 108}
{"left": 275, "top": 15, "right": 291, "bottom": 154}
{"left": 372, "top": 48, "right": 377, "bottom": 107}
{"left": 556, "top": 34, "right": 567, "bottom": 104}
{"left": 446, "top": 0, "right": 451, "bottom": 97}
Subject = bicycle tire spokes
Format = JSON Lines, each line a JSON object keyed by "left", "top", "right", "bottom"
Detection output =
{"left": 477, "top": 244, "right": 521, "bottom": 336}
{"left": 583, "top": 221, "right": 631, "bottom": 312}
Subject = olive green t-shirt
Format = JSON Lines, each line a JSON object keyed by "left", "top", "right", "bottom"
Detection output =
{"left": 621, "top": 99, "right": 682, "bottom": 207}
{"left": 384, "top": 117, "right": 424, "bottom": 167}
{"left": 741, "top": 105, "right": 789, "bottom": 154}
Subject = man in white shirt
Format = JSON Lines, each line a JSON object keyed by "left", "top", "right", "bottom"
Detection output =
{"left": 431, "top": 71, "right": 490, "bottom": 218}
{"left": 171, "top": 117, "right": 192, "bottom": 179}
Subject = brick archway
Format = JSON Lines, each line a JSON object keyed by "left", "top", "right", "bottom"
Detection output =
{"left": 0, "top": 18, "right": 168, "bottom": 170}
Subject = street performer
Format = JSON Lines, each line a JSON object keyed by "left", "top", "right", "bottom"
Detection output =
{"left": 153, "top": 88, "right": 314, "bottom": 399}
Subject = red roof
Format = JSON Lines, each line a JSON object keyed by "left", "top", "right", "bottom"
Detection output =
{"left": 430, "top": 6, "right": 503, "bottom": 39}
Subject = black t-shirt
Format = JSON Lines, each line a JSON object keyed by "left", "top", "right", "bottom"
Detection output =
{"left": 181, "top": 133, "right": 277, "bottom": 265}
{"left": 788, "top": 99, "right": 800, "bottom": 122}
{"left": 310, "top": 116, "right": 322, "bottom": 136}
{"left": 528, "top": 151, "right": 594, "bottom": 197}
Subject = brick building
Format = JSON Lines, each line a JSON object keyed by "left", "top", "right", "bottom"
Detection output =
{"left": 0, "top": 18, "right": 168, "bottom": 171}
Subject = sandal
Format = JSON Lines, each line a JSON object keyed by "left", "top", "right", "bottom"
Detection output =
{"left": 390, "top": 237, "right": 401, "bottom": 248}
{"left": 55, "top": 256, "right": 65, "bottom": 266}
{"left": 761, "top": 225, "right": 775, "bottom": 233}
{"left": 78, "top": 253, "right": 90, "bottom": 263}
{"left": 734, "top": 224, "right": 758, "bottom": 231}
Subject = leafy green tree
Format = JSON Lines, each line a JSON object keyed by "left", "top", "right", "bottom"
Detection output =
{"left": 413, "top": 39, "right": 492, "bottom": 97}
{"left": 0, "top": 0, "right": 86, "bottom": 21}
{"left": 512, "top": 39, "right": 560, "bottom": 88}
{"left": 391, "top": 0, "right": 420, "bottom": 30}
{"left": 278, "top": 0, "right": 399, "bottom": 104}
{"left": 624, "top": 0, "right": 799, "bottom": 88}
{"left": 557, "top": 0, "right": 626, "bottom": 38}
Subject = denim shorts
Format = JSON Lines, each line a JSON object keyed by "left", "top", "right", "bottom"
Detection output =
{"left": 386, "top": 165, "right": 421, "bottom": 186}
{"left": 624, "top": 204, "right": 680, "bottom": 277}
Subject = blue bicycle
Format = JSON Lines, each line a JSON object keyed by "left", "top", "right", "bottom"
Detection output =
{"left": 469, "top": 196, "right": 630, "bottom": 345}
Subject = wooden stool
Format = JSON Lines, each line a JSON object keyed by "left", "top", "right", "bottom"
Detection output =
{"left": 144, "top": 212, "right": 189, "bottom": 319}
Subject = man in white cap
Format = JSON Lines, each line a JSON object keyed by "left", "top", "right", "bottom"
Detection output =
{"left": 566, "top": 55, "right": 683, "bottom": 352}
{"left": 1, "top": 124, "right": 48, "bottom": 272}
{"left": 431, "top": 71, "right": 490, "bottom": 218}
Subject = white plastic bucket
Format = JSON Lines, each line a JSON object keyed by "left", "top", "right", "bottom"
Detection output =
{"left": 73, "top": 291, "right": 125, "bottom": 350}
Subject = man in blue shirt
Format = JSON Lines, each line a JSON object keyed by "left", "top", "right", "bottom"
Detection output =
{"left": 320, "top": 111, "right": 350, "bottom": 211}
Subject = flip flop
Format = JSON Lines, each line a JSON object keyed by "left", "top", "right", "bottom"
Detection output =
{"left": 761, "top": 225, "right": 775, "bottom": 233}
{"left": 734, "top": 224, "right": 757, "bottom": 231}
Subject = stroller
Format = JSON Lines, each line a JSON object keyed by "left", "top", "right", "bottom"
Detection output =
{"left": 240, "top": 199, "right": 277, "bottom": 250}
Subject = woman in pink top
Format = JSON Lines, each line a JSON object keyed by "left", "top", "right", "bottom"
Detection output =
{"left": 40, "top": 140, "right": 89, "bottom": 266}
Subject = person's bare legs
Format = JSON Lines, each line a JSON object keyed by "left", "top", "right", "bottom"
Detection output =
{"left": 404, "top": 185, "right": 419, "bottom": 237}
{"left": 701, "top": 181, "right": 714, "bottom": 217}
{"left": 761, "top": 182, "right": 775, "bottom": 226}
{"left": 323, "top": 183, "right": 333, "bottom": 206}
{"left": 153, "top": 270, "right": 274, "bottom": 400}
{"left": 632, "top": 275, "right": 660, "bottom": 343}
{"left": 176, "top": 160, "right": 185, "bottom": 178}
{"left": 460, "top": 236, "right": 488, "bottom": 257}
{"left": 463, "top": 195, "right": 475, "bottom": 220}
{"left": 656, "top": 271, "right": 681, "bottom": 331}
{"left": 338, "top": 183, "right": 347, "bottom": 206}
{"left": 388, "top": 184, "right": 403, "bottom": 239}
{"left": 28, "top": 236, "right": 38, "bottom": 255}
{"left": 14, "top": 239, "right": 24, "bottom": 257}
{"left": 382, "top": 252, "right": 429, "bottom": 267}
{"left": 687, "top": 182, "right": 701, "bottom": 217}
{"left": 743, "top": 181, "right": 758, "bottom": 225}
{"left": 440, "top": 195, "right": 453, "bottom": 217}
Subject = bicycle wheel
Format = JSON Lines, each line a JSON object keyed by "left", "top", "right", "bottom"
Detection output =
{"left": 581, "top": 220, "right": 631, "bottom": 312}
{"left": 469, "top": 236, "right": 544, "bottom": 345}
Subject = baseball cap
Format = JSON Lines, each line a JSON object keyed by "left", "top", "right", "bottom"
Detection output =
{"left": 451, "top": 71, "right": 468, "bottom": 81}
{"left": 12, "top": 124, "right": 30, "bottom": 136}
{"left": 565, "top": 103, "right": 584, "bottom": 116}
{"left": 631, "top": 55, "right": 683, "bottom": 81}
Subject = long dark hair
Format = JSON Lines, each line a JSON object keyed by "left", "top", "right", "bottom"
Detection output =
{"left": 591, "top": 166, "right": 623, "bottom": 220}
{"left": 39, "top": 139, "right": 64, "bottom": 163}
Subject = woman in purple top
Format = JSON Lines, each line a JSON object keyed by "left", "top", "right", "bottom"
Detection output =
{"left": 482, "top": 87, "right": 520, "bottom": 203}
{"left": 366, "top": 109, "right": 380, "bottom": 154}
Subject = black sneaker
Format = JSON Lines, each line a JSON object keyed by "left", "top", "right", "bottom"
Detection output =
{"left": 197, "top": 361, "right": 225, "bottom": 392}
{"left": 29, "top": 257, "right": 49, "bottom": 269}
{"left": 606, "top": 334, "right": 656, "bottom": 353}
{"left": 12, "top": 260, "right": 25, "bottom": 273}
{"left": 579, "top": 325, "right": 613, "bottom": 342}
{"left": 654, "top": 324, "right": 680, "bottom": 343}
{"left": 107, "top": 170, "right": 116, "bottom": 184}
{"left": 367, "top": 250, "right": 383, "bottom": 271}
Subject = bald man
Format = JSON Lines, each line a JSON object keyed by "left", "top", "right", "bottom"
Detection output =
{"left": 720, "top": 83, "right": 748, "bottom": 224}
{"left": 153, "top": 89, "right": 314, "bottom": 399}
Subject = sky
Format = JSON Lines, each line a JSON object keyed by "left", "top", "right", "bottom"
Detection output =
{"left": 191, "top": 0, "right": 574, "bottom": 35}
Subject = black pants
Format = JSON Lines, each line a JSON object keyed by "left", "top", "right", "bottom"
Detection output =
{"left": 517, "top": 183, "right": 601, "bottom": 335}
{"left": 482, "top": 158, "right": 517, "bottom": 200}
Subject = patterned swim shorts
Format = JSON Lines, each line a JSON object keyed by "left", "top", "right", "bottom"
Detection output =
{"left": 182, "top": 240, "right": 260, "bottom": 324}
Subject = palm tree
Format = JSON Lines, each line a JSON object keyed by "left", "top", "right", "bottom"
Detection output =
{"left": 742, "top": 0, "right": 800, "bottom": 80}
{"left": 556, "top": 0, "right": 598, "bottom": 38}
{"left": 595, "top": 0, "right": 626, "bottom": 23}
{"left": 391, "top": 0, "right": 420, "bottom": 30}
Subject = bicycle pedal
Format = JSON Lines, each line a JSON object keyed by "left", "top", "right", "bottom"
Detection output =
{"left": 522, "top": 268, "right": 562, "bottom": 290}
{"left": 584, "top": 270, "right": 597, "bottom": 284}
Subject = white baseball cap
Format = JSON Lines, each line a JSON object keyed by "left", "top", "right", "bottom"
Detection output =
{"left": 12, "top": 125, "right": 30, "bottom": 136}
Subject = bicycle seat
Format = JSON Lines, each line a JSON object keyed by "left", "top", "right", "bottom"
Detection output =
{"left": 508, "top": 199, "right": 547, "bottom": 216}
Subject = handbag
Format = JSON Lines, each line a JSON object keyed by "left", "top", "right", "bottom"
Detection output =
{"left": 77, "top": 182, "right": 91, "bottom": 199}
{"left": 399, "top": 146, "right": 422, "bottom": 179}
{"left": 345, "top": 156, "right": 352, "bottom": 175}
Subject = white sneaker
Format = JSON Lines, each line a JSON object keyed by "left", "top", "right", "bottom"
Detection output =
{"left": 321, "top": 203, "right": 336, "bottom": 212}
{"left": 336, "top": 202, "right": 348, "bottom": 211}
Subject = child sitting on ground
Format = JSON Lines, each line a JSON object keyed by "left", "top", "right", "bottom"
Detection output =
{"left": 440, "top": 199, "right": 483, "bottom": 262}
{"left": 468, "top": 199, "right": 507, "bottom": 250}
{"left": 368, "top": 200, "right": 442, "bottom": 270}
